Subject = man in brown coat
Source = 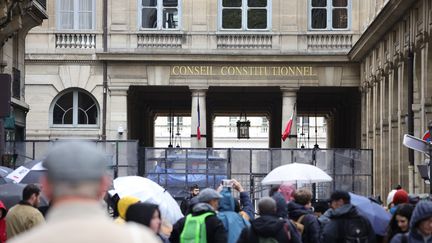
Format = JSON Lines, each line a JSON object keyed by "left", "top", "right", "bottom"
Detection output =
{"left": 8, "top": 141, "right": 160, "bottom": 243}
{"left": 6, "top": 184, "right": 44, "bottom": 239}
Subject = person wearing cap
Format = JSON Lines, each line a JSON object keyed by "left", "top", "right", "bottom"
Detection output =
{"left": 390, "top": 201, "right": 432, "bottom": 243}
{"left": 170, "top": 188, "right": 227, "bottom": 243}
{"left": 7, "top": 141, "right": 159, "bottom": 243}
{"left": 321, "top": 190, "right": 376, "bottom": 243}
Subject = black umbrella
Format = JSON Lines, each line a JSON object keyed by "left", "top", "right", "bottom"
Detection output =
{"left": 6, "top": 160, "right": 46, "bottom": 184}
{"left": 0, "top": 183, "right": 48, "bottom": 209}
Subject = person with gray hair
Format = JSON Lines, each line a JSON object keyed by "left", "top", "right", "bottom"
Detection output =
{"left": 237, "top": 197, "right": 302, "bottom": 243}
{"left": 8, "top": 141, "right": 160, "bottom": 243}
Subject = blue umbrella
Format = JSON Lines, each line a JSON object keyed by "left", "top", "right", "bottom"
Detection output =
{"left": 349, "top": 192, "right": 391, "bottom": 236}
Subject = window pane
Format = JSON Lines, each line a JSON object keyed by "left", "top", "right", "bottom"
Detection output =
{"left": 78, "top": 92, "right": 97, "bottom": 124}
{"left": 59, "top": 12, "right": 74, "bottom": 29}
{"left": 222, "top": 0, "right": 241, "bottom": 7}
{"left": 222, "top": 9, "right": 242, "bottom": 29}
{"left": 142, "top": 0, "right": 157, "bottom": 6}
{"left": 53, "top": 106, "right": 64, "bottom": 124}
{"left": 59, "top": 0, "right": 73, "bottom": 11}
{"left": 333, "top": 0, "right": 347, "bottom": 7}
{"left": 78, "top": 12, "right": 93, "bottom": 29}
{"left": 53, "top": 92, "right": 73, "bottom": 124}
{"left": 248, "top": 0, "right": 267, "bottom": 7}
{"left": 79, "top": 0, "right": 92, "bottom": 11}
{"left": 332, "top": 9, "right": 347, "bottom": 28}
{"left": 63, "top": 110, "right": 73, "bottom": 124}
{"left": 312, "top": 0, "right": 326, "bottom": 7}
{"left": 141, "top": 8, "right": 157, "bottom": 28}
{"left": 248, "top": 9, "right": 267, "bottom": 29}
{"left": 163, "top": 0, "right": 178, "bottom": 7}
{"left": 163, "top": 8, "right": 178, "bottom": 29}
{"left": 311, "top": 9, "right": 326, "bottom": 29}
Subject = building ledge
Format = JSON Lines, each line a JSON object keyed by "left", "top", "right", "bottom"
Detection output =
{"left": 11, "top": 98, "right": 29, "bottom": 111}
{"left": 349, "top": 0, "right": 417, "bottom": 61}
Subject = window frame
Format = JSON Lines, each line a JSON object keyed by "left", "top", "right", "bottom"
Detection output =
{"left": 56, "top": 0, "right": 96, "bottom": 30}
{"left": 50, "top": 89, "right": 100, "bottom": 128}
{"left": 308, "top": 0, "right": 351, "bottom": 31}
{"left": 138, "top": 0, "right": 182, "bottom": 31}
{"left": 218, "top": 0, "right": 272, "bottom": 31}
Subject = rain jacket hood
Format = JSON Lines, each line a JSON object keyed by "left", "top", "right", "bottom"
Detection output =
{"left": 287, "top": 201, "right": 313, "bottom": 219}
{"left": 117, "top": 196, "right": 140, "bottom": 219}
{"left": 0, "top": 201, "right": 6, "bottom": 220}
{"left": 327, "top": 203, "right": 358, "bottom": 219}
{"left": 192, "top": 202, "right": 216, "bottom": 214}
{"left": 125, "top": 202, "right": 159, "bottom": 227}
{"left": 410, "top": 201, "right": 432, "bottom": 229}
{"left": 219, "top": 188, "right": 235, "bottom": 212}
{"left": 251, "top": 215, "right": 285, "bottom": 238}
{"left": 0, "top": 200, "right": 6, "bottom": 243}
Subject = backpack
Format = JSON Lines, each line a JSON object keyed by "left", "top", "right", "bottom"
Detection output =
{"left": 290, "top": 214, "right": 306, "bottom": 235}
{"left": 250, "top": 222, "right": 291, "bottom": 243}
{"left": 180, "top": 212, "right": 214, "bottom": 243}
{"left": 338, "top": 216, "right": 370, "bottom": 243}
{"left": 218, "top": 211, "right": 250, "bottom": 243}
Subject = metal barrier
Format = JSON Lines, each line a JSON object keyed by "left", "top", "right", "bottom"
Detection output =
{"left": 141, "top": 147, "right": 373, "bottom": 203}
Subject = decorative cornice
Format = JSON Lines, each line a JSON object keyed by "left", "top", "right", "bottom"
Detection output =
{"left": 349, "top": 0, "right": 418, "bottom": 61}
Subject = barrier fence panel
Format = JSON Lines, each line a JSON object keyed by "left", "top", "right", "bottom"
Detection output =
{"left": 3, "top": 142, "right": 372, "bottom": 204}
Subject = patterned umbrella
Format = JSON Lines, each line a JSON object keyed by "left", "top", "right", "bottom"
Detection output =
{"left": 6, "top": 160, "right": 46, "bottom": 184}
{"left": 0, "top": 166, "right": 13, "bottom": 184}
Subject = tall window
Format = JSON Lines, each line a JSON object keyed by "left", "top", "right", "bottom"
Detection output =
{"left": 51, "top": 89, "right": 99, "bottom": 126}
{"left": 219, "top": 0, "right": 271, "bottom": 30}
{"left": 140, "top": 0, "right": 180, "bottom": 29}
{"left": 309, "top": 0, "right": 349, "bottom": 30}
{"left": 57, "top": 0, "right": 95, "bottom": 30}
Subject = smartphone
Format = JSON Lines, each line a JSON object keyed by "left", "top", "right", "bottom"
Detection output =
{"left": 222, "top": 179, "right": 233, "bottom": 187}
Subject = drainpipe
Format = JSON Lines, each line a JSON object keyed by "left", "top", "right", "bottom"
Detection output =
{"left": 101, "top": 0, "right": 108, "bottom": 140}
{"left": 407, "top": 46, "right": 414, "bottom": 166}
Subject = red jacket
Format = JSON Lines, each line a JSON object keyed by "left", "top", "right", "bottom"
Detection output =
{"left": 0, "top": 200, "right": 7, "bottom": 243}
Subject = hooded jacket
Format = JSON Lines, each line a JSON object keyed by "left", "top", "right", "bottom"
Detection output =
{"left": 125, "top": 203, "right": 169, "bottom": 243}
{"left": 287, "top": 201, "right": 320, "bottom": 243}
{"left": 114, "top": 196, "right": 140, "bottom": 224}
{"left": 237, "top": 214, "right": 302, "bottom": 243}
{"left": 321, "top": 203, "right": 376, "bottom": 243}
{"left": 390, "top": 201, "right": 432, "bottom": 243}
{"left": 217, "top": 188, "right": 249, "bottom": 243}
{"left": 272, "top": 192, "right": 288, "bottom": 219}
{"left": 0, "top": 200, "right": 7, "bottom": 243}
{"left": 170, "top": 203, "right": 227, "bottom": 243}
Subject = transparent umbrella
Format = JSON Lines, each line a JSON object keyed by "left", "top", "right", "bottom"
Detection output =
{"left": 261, "top": 162, "right": 333, "bottom": 185}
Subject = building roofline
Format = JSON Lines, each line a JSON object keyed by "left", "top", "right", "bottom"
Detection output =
{"left": 349, "top": 0, "right": 418, "bottom": 62}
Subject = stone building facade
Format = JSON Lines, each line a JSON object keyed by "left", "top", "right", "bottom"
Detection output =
{"left": 24, "top": 0, "right": 432, "bottom": 196}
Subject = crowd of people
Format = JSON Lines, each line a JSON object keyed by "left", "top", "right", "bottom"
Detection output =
{"left": 1, "top": 141, "right": 432, "bottom": 243}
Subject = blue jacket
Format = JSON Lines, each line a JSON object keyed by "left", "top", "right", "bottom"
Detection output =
{"left": 218, "top": 188, "right": 250, "bottom": 243}
{"left": 390, "top": 201, "right": 432, "bottom": 243}
{"left": 239, "top": 192, "right": 254, "bottom": 220}
{"left": 272, "top": 192, "right": 288, "bottom": 219}
{"left": 287, "top": 201, "right": 320, "bottom": 243}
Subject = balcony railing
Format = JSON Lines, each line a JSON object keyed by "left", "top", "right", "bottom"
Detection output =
{"left": 35, "top": 0, "right": 46, "bottom": 9}
{"left": 55, "top": 33, "right": 96, "bottom": 49}
{"left": 217, "top": 33, "right": 272, "bottom": 49}
{"left": 137, "top": 33, "right": 183, "bottom": 48}
{"left": 307, "top": 33, "right": 353, "bottom": 50}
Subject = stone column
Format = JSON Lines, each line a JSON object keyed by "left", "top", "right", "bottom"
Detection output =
{"left": 109, "top": 87, "right": 128, "bottom": 140}
{"left": 191, "top": 89, "right": 207, "bottom": 148}
{"left": 281, "top": 89, "right": 298, "bottom": 148}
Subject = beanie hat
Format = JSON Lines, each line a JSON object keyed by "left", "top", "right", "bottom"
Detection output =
{"left": 387, "top": 189, "right": 397, "bottom": 206}
{"left": 393, "top": 189, "right": 409, "bottom": 205}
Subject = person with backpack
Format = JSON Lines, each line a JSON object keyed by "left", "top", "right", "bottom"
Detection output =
{"left": 237, "top": 197, "right": 302, "bottom": 243}
{"left": 321, "top": 190, "right": 376, "bottom": 243}
{"left": 390, "top": 200, "right": 432, "bottom": 243}
{"left": 287, "top": 188, "right": 320, "bottom": 243}
{"left": 169, "top": 188, "right": 227, "bottom": 243}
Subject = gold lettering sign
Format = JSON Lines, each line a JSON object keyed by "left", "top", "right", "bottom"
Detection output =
{"left": 170, "top": 65, "right": 314, "bottom": 76}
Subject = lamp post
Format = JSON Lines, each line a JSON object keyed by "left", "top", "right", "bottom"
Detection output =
{"left": 428, "top": 120, "right": 432, "bottom": 197}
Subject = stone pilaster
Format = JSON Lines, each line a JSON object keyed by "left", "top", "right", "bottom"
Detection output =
{"left": 191, "top": 89, "right": 207, "bottom": 148}
{"left": 281, "top": 89, "right": 298, "bottom": 148}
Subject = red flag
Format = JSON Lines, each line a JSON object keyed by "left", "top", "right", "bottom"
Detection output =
{"left": 281, "top": 113, "right": 293, "bottom": 141}
{"left": 197, "top": 96, "right": 201, "bottom": 140}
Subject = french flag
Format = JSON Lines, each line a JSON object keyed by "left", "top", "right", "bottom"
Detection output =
{"left": 197, "top": 96, "right": 201, "bottom": 140}
{"left": 281, "top": 113, "right": 293, "bottom": 142}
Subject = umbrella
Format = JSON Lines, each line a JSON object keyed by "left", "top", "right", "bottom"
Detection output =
{"left": 349, "top": 192, "right": 391, "bottom": 236}
{"left": 0, "top": 166, "right": 13, "bottom": 184}
{"left": 0, "top": 183, "right": 48, "bottom": 209}
{"left": 6, "top": 160, "right": 46, "bottom": 184}
{"left": 112, "top": 176, "right": 183, "bottom": 225}
{"left": 261, "top": 163, "right": 333, "bottom": 185}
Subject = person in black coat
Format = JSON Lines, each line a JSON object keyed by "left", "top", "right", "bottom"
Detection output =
{"left": 321, "top": 190, "right": 376, "bottom": 243}
{"left": 170, "top": 188, "right": 227, "bottom": 243}
{"left": 237, "top": 197, "right": 302, "bottom": 243}
{"left": 180, "top": 184, "right": 200, "bottom": 215}
{"left": 287, "top": 188, "right": 320, "bottom": 243}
